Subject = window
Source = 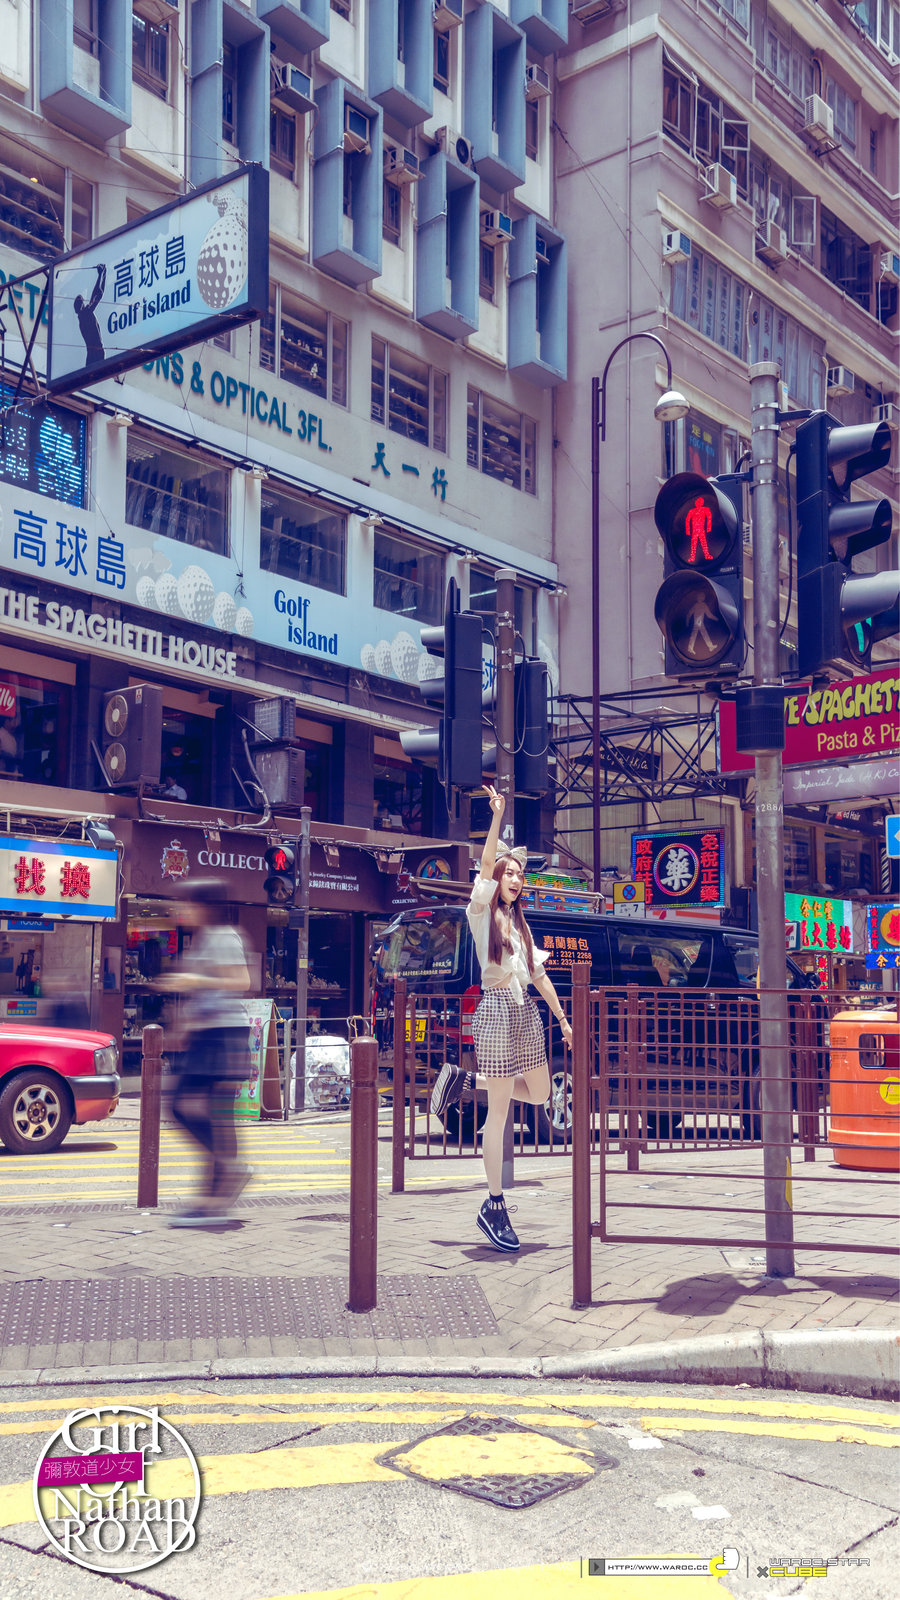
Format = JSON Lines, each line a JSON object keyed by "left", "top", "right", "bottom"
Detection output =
{"left": 125, "top": 432, "right": 230, "bottom": 555}
{"left": 752, "top": 6, "right": 813, "bottom": 103}
{"left": 270, "top": 108, "right": 297, "bottom": 178}
{"left": 331, "top": 0, "right": 352, "bottom": 15}
{"left": 383, "top": 179, "right": 402, "bottom": 246}
{"left": 374, "top": 758, "right": 424, "bottom": 834}
{"left": 222, "top": 43, "right": 237, "bottom": 144}
{"left": 0, "top": 131, "right": 92, "bottom": 262}
{"left": 371, "top": 339, "right": 447, "bottom": 451}
{"left": 826, "top": 79, "right": 857, "bottom": 153}
{"left": 820, "top": 207, "right": 871, "bottom": 312}
{"left": 467, "top": 387, "right": 537, "bottom": 494}
{"left": 479, "top": 243, "right": 496, "bottom": 302}
{"left": 434, "top": 28, "right": 450, "bottom": 93}
{"left": 468, "top": 567, "right": 536, "bottom": 651}
{"left": 260, "top": 487, "right": 346, "bottom": 594}
{"left": 132, "top": 15, "right": 168, "bottom": 99}
{"left": 525, "top": 97, "right": 539, "bottom": 161}
{"left": 663, "top": 62, "right": 747, "bottom": 192}
{"left": 261, "top": 286, "right": 348, "bottom": 407}
{"left": 0, "top": 389, "right": 87, "bottom": 508}
{"left": 869, "top": 129, "right": 878, "bottom": 178}
{"left": 373, "top": 528, "right": 443, "bottom": 624}
{"left": 73, "top": 0, "right": 98, "bottom": 55}
{"left": 0, "top": 674, "right": 71, "bottom": 786}
{"left": 663, "top": 59, "right": 694, "bottom": 148}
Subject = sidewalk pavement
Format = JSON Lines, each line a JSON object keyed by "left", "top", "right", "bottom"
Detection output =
{"left": 0, "top": 1115, "right": 897, "bottom": 1398}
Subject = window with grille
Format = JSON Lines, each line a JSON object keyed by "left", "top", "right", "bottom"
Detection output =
{"left": 133, "top": 14, "right": 169, "bottom": 99}
{"left": 260, "top": 486, "right": 346, "bottom": 595}
{"left": 271, "top": 108, "right": 297, "bottom": 178}
{"left": 371, "top": 339, "right": 447, "bottom": 451}
{"left": 125, "top": 432, "right": 230, "bottom": 556}
{"left": 466, "top": 387, "right": 537, "bottom": 495}
{"left": 373, "top": 528, "right": 444, "bottom": 624}
{"left": 383, "top": 179, "right": 402, "bottom": 246}
{"left": 260, "top": 287, "right": 348, "bottom": 407}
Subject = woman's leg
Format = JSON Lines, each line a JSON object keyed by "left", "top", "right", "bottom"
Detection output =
{"left": 481, "top": 1076, "right": 515, "bottom": 1195}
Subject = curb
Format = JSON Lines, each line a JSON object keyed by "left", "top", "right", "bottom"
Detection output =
{"left": 1, "top": 1329, "right": 896, "bottom": 1400}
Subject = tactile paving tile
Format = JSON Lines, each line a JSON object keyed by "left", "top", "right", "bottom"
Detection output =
{"left": 0, "top": 1274, "right": 499, "bottom": 1345}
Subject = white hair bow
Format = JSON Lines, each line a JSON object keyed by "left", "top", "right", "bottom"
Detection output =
{"left": 495, "top": 841, "right": 528, "bottom": 868}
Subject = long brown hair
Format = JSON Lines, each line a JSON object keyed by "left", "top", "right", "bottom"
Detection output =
{"left": 487, "top": 860, "right": 535, "bottom": 974}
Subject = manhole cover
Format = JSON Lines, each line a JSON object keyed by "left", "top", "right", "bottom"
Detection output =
{"left": 378, "top": 1414, "right": 618, "bottom": 1509}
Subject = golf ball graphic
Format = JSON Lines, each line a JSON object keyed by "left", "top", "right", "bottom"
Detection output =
{"left": 155, "top": 572, "right": 180, "bottom": 614}
{"left": 212, "top": 591, "right": 237, "bottom": 632}
{"left": 360, "top": 644, "right": 377, "bottom": 673}
{"left": 136, "top": 576, "right": 157, "bottom": 609}
{"left": 177, "top": 564, "right": 215, "bottom": 623}
{"left": 418, "top": 652, "right": 442, "bottom": 683}
{"left": 235, "top": 606, "right": 254, "bottom": 636}
{"left": 390, "top": 631, "right": 420, "bottom": 683}
{"left": 196, "top": 194, "right": 249, "bottom": 311}
{"left": 374, "top": 640, "right": 393, "bottom": 677}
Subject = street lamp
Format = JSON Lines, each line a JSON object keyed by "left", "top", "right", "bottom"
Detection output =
{"left": 590, "top": 332, "right": 689, "bottom": 882}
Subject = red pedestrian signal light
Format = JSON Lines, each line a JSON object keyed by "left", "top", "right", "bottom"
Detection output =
{"left": 264, "top": 841, "right": 296, "bottom": 906}
{"left": 653, "top": 471, "right": 745, "bottom": 677}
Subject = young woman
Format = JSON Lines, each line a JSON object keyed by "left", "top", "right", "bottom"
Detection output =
{"left": 431, "top": 786, "right": 572, "bottom": 1251}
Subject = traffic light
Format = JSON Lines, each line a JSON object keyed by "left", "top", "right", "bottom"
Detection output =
{"left": 653, "top": 472, "right": 745, "bottom": 677}
{"left": 795, "top": 411, "right": 897, "bottom": 676}
{"left": 263, "top": 841, "right": 296, "bottom": 905}
{"left": 400, "top": 578, "right": 483, "bottom": 791}
{"left": 514, "top": 658, "right": 549, "bottom": 796}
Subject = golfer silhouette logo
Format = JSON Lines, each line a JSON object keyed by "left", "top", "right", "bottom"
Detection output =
{"left": 73, "top": 263, "right": 106, "bottom": 368}
{"left": 685, "top": 495, "right": 712, "bottom": 562}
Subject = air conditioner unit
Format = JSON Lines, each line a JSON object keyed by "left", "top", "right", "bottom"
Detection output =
{"left": 343, "top": 104, "right": 371, "bottom": 154}
{"left": 701, "top": 162, "right": 737, "bottom": 209}
{"left": 433, "top": 0, "right": 464, "bottom": 31}
{"left": 133, "top": 0, "right": 177, "bottom": 25}
{"left": 535, "top": 235, "right": 551, "bottom": 266}
{"left": 570, "top": 0, "right": 614, "bottom": 20}
{"left": 435, "top": 126, "right": 475, "bottom": 169}
{"left": 874, "top": 401, "right": 898, "bottom": 427}
{"left": 804, "top": 94, "right": 834, "bottom": 141}
{"left": 662, "top": 228, "right": 691, "bottom": 263}
{"left": 525, "top": 64, "right": 551, "bottom": 100}
{"left": 480, "top": 210, "right": 513, "bottom": 244}
{"left": 757, "top": 219, "right": 788, "bottom": 264}
{"left": 826, "top": 365, "right": 855, "bottom": 397}
{"left": 880, "top": 251, "right": 900, "bottom": 285}
{"left": 383, "top": 146, "right": 421, "bottom": 182}
{"left": 270, "top": 60, "right": 315, "bottom": 116}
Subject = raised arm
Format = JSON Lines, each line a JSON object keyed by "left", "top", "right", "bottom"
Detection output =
{"left": 480, "top": 785, "right": 505, "bottom": 878}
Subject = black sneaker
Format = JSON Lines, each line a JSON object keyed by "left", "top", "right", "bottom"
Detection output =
{"left": 476, "top": 1197, "right": 520, "bottom": 1253}
{"left": 431, "top": 1063, "right": 466, "bottom": 1119}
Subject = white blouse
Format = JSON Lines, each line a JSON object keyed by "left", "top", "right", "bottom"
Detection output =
{"left": 466, "top": 876, "right": 548, "bottom": 1005}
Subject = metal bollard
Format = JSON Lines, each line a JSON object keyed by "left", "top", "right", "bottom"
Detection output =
{"left": 391, "top": 978, "right": 407, "bottom": 1193}
{"left": 348, "top": 1036, "right": 378, "bottom": 1313}
{"left": 137, "top": 1024, "right": 164, "bottom": 1209}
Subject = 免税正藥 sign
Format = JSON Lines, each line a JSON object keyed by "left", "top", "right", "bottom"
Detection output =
{"left": 718, "top": 670, "right": 900, "bottom": 773}
{"left": 784, "top": 892, "right": 853, "bottom": 954}
{"left": 631, "top": 829, "right": 724, "bottom": 908}
{"left": 0, "top": 838, "right": 117, "bottom": 919}
{"left": 47, "top": 169, "right": 268, "bottom": 395}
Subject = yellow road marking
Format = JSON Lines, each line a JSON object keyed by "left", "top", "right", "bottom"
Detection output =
{"left": 0, "top": 1409, "right": 598, "bottom": 1438}
{"left": 644, "top": 1417, "right": 900, "bottom": 1448}
{"left": 266, "top": 1565, "right": 732, "bottom": 1600}
{"left": 390, "top": 1429, "right": 593, "bottom": 1482}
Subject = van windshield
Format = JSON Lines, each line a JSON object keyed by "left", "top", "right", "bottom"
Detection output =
{"left": 381, "top": 913, "right": 463, "bottom": 980}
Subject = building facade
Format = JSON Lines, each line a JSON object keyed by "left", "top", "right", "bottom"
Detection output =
{"left": 0, "top": 0, "right": 569, "bottom": 1039}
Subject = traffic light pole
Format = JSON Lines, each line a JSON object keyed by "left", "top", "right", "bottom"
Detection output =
{"left": 749, "top": 363, "right": 795, "bottom": 1279}
{"left": 495, "top": 568, "right": 517, "bottom": 1189}
{"left": 293, "top": 805, "right": 312, "bottom": 1114}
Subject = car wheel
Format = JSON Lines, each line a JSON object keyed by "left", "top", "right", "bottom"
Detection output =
{"left": 0, "top": 1070, "right": 72, "bottom": 1154}
{"left": 644, "top": 1111, "right": 683, "bottom": 1138}
{"left": 442, "top": 1101, "right": 487, "bottom": 1142}
{"left": 527, "top": 1066, "right": 573, "bottom": 1143}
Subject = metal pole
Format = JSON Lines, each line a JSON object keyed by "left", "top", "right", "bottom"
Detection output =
{"left": 137, "top": 1024, "right": 163, "bottom": 1209}
{"left": 348, "top": 1036, "right": 378, "bottom": 1312}
{"left": 495, "top": 566, "right": 517, "bottom": 1190}
{"left": 571, "top": 964, "right": 592, "bottom": 1307}
{"left": 590, "top": 376, "right": 602, "bottom": 886}
{"left": 749, "top": 361, "right": 795, "bottom": 1278}
{"left": 391, "top": 977, "right": 407, "bottom": 1192}
{"left": 293, "top": 806, "right": 312, "bottom": 1114}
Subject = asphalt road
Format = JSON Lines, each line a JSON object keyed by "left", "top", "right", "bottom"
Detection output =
{"left": 1, "top": 1377, "right": 896, "bottom": 1599}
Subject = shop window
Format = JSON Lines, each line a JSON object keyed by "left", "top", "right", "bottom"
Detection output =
{"left": 371, "top": 338, "right": 447, "bottom": 451}
{"left": 133, "top": 14, "right": 169, "bottom": 100}
{"left": 260, "top": 486, "right": 346, "bottom": 595}
{"left": 434, "top": 28, "right": 450, "bottom": 93}
{"left": 466, "top": 386, "right": 537, "bottom": 495}
{"left": 125, "top": 431, "right": 230, "bottom": 556}
{"left": 159, "top": 710, "right": 214, "bottom": 806}
{"left": 261, "top": 285, "right": 348, "bottom": 407}
{"left": 0, "top": 129, "right": 92, "bottom": 263}
{"left": 271, "top": 107, "right": 297, "bottom": 178}
{"left": 469, "top": 567, "right": 536, "bottom": 652}
{"left": 825, "top": 837, "right": 861, "bottom": 895}
{"left": 0, "top": 674, "right": 70, "bottom": 786}
{"left": 751, "top": 822, "right": 812, "bottom": 890}
{"left": 0, "top": 388, "right": 87, "bottom": 509}
{"left": 374, "top": 757, "right": 424, "bottom": 833}
{"left": 373, "top": 528, "right": 443, "bottom": 625}
{"left": 383, "top": 179, "right": 402, "bottom": 246}
{"left": 222, "top": 42, "right": 237, "bottom": 144}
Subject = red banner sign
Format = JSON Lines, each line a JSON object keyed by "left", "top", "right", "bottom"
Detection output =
{"left": 0, "top": 683, "right": 16, "bottom": 717}
{"left": 718, "top": 668, "right": 900, "bottom": 773}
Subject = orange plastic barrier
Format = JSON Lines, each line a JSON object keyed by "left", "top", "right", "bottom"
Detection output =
{"left": 828, "top": 1006, "right": 900, "bottom": 1171}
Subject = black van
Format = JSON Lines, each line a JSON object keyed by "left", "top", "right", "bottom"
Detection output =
{"left": 371, "top": 901, "right": 825, "bottom": 1141}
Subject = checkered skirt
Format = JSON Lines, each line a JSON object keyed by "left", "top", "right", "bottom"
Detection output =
{"left": 472, "top": 987, "right": 548, "bottom": 1079}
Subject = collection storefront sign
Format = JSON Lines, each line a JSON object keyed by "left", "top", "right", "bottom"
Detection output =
{"left": 632, "top": 829, "right": 724, "bottom": 909}
{"left": 784, "top": 892, "right": 853, "bottom": 954}
{"left": 718, "top": 669, "right": 900, "bottom": 774}
{"left": 864, "top": 902, "right": 900, "bottom": 969}
{"left": 0, "top": 838, "right": 117, "bottom": 920}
